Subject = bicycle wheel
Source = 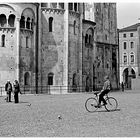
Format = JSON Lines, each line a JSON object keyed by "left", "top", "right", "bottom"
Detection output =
{"left": 105, "top": 97, "right": 118, "bottom": 112}
{"left": 85, "top": 97, "right": 98, "bottom": 113}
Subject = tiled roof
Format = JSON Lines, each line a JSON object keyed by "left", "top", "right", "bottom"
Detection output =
{"left": 119, "top": 23, "right": 140, "bottom": 32}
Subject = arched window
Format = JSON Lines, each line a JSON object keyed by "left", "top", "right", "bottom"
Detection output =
{"left": 1, "top": 35, "right": 5, "bottom": 47}
{"left": 85, "top": 34, "right": 88, "bottom": 44}
{"left": 48, "top": 73, "right": 54, "bottom": 85}
{"left": 49, "top": 17, "right": 53, "bottom": 32}
{"left": 24, "top": 72, "right": 30, "bottom": 86}
{"left": 20, "top": 16, "right": 25, "bottom": 28}
{"left": 130, "top": 52, "right": 134, "bottom": 64}
{"left": 123, "top": 53, "right": 127, "bottom": 64}
{"left": 8, "top": 14, "right": 15, "bottom": 27}
{"left": 74, "top": 20, "right": 76, "bottom": 34}
{"left": 0, "top": 14, "right": 7, "bottom": 27}
{"left": 26, "top": 17, "right": 30, "bottom": 29}
{"left": 89, "top": 35, "right": 92, "bottom": 44}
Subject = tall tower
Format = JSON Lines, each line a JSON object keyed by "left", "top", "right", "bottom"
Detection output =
{"left": 0, "top": 3, "right": 38, "bottom": 91}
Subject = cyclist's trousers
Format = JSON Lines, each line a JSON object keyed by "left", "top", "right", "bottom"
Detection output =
{"left": 99, "top": 89, "right": 110, "bottom": 104}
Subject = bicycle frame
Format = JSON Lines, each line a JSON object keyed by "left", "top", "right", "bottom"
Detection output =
{"left": 94, "top": 91, "right": 109, "bottom": 105}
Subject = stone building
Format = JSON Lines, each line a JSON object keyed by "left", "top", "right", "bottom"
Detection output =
{"left": 0, "top": 3, "right": 118, "bottom": 94}
{"left": 119, "top": 23, "right": 140, "bottom": 89}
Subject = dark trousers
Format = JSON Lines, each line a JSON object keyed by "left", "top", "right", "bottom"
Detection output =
{"left": 14, "top": 92, "right": 19, "bottom": 103}
{"left": 7, "top": 91, "right": 11, "bottom": 102}
{"left": 99, "top": 89, "right": 110, "bottom": 104}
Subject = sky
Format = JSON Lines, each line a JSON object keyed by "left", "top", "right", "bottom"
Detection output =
{"left": 117, "top": 2, "right": 140, "bottom": 29}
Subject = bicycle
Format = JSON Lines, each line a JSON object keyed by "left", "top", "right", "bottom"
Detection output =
{"left": 85, "top": 91, "right": 118, "bottom": 112}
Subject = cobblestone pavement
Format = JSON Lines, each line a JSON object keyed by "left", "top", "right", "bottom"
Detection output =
{"left": 0, "top": 90, "right": 140, "bottom": 137}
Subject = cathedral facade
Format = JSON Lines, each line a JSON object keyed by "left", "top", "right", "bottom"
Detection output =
{"left": 0, "top": 3, "right": 118, "bottom": 94}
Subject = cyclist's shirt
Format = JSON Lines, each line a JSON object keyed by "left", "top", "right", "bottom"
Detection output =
{"left": 103, "top": 79, "right": 111, "bottom": 91}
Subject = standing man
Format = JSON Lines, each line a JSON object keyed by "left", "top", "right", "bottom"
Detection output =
{"left": 13, "top": 80, "right": 20, "bottom": 103}
{"left": 121, "top": 82, "right": 124, "bottom": 92}
{"left": 5, "top": 80, "right": 12, "bottom": 102}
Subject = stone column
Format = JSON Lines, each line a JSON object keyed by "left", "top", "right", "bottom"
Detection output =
{"left": 6, "top": 17, "right": 9, "bottom": 27}
{"left": 25, "top": 18, "right": 27, "bottom": 29}
{"left": 63, "top": 3, "right": 69, "bottom": 93}
{"left": 16, "top": 17, "right": 20, "bottom": 81}
{"left": 78, "top": 4, "right": 83, "bottom": 92}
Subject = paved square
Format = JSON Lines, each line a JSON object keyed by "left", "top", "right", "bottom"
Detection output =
{"left": 0, "top": 90, "right": 140, "bottom": 137}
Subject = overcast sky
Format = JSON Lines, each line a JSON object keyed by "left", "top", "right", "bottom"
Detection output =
{"left": 117, "top": 2, "right": 140, "bottom": 29}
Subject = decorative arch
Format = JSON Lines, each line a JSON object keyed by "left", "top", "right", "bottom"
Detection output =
{"left": 21, "top": 8, "right": 35, "bottom": 20}
{"left": 0, "top": 4, "right": 16, "bottom": 12}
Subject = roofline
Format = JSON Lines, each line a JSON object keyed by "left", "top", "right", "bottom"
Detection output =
{"left": 119, "top": 29, "right": 137, "bottom": 33}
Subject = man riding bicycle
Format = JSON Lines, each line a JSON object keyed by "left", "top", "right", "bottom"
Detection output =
{"left": 96, "top": 76, "right": 111, "bottom": 108}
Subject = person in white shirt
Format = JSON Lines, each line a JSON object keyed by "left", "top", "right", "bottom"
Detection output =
{"left": 97, "top": 76, "right": 111, "bottom": 108}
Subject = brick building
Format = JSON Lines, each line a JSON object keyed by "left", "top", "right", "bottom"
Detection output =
{"left": 0, "top": 3, "right": 118, "bottom": 94}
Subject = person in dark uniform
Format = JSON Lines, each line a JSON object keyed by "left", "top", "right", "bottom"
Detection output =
{"left": 5, "top": 80, "right": 12, "bottom": 102}
{"left": 13, "top": 80, "right": 20, "bottom": 103}
{"left": 121, "top": 82, "right": 124, "bottom": 92}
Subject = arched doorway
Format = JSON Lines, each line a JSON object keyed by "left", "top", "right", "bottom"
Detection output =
{"left": 131, "top": 68, "right": 136, "bottom": 79}
{"left": 123, "top": 68, "right": 136, "bottom": 89}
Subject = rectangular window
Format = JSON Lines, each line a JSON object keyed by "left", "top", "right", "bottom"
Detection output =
{"left": 1, "top": 35, "right": 5, "bottom": 47}
{"left": 123, "top": 33, "right": 126, "bottom": 38}
{"left": 69, "top": 3, "right": 73, "bottom": 10}
{"left": 130, "top": 33, "right": 133, "bottom": 37}
{"left": 123, "top": 42, "right": 127, "bottom": 49}
{"left": 130, "top": 42, "right": 134, "bottom": 49}
{"left": 26, "top": 37, "right": 29, "bottom": 48}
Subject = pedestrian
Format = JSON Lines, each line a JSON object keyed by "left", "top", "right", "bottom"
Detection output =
{"left": 13, "top": 80, "right": 20, "bottom": 103}
{"left": 121, "top": 82, "right": 124, "bottom": 92}
{"left": 5, "top": 80, "right": 12, "bottom": 102}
